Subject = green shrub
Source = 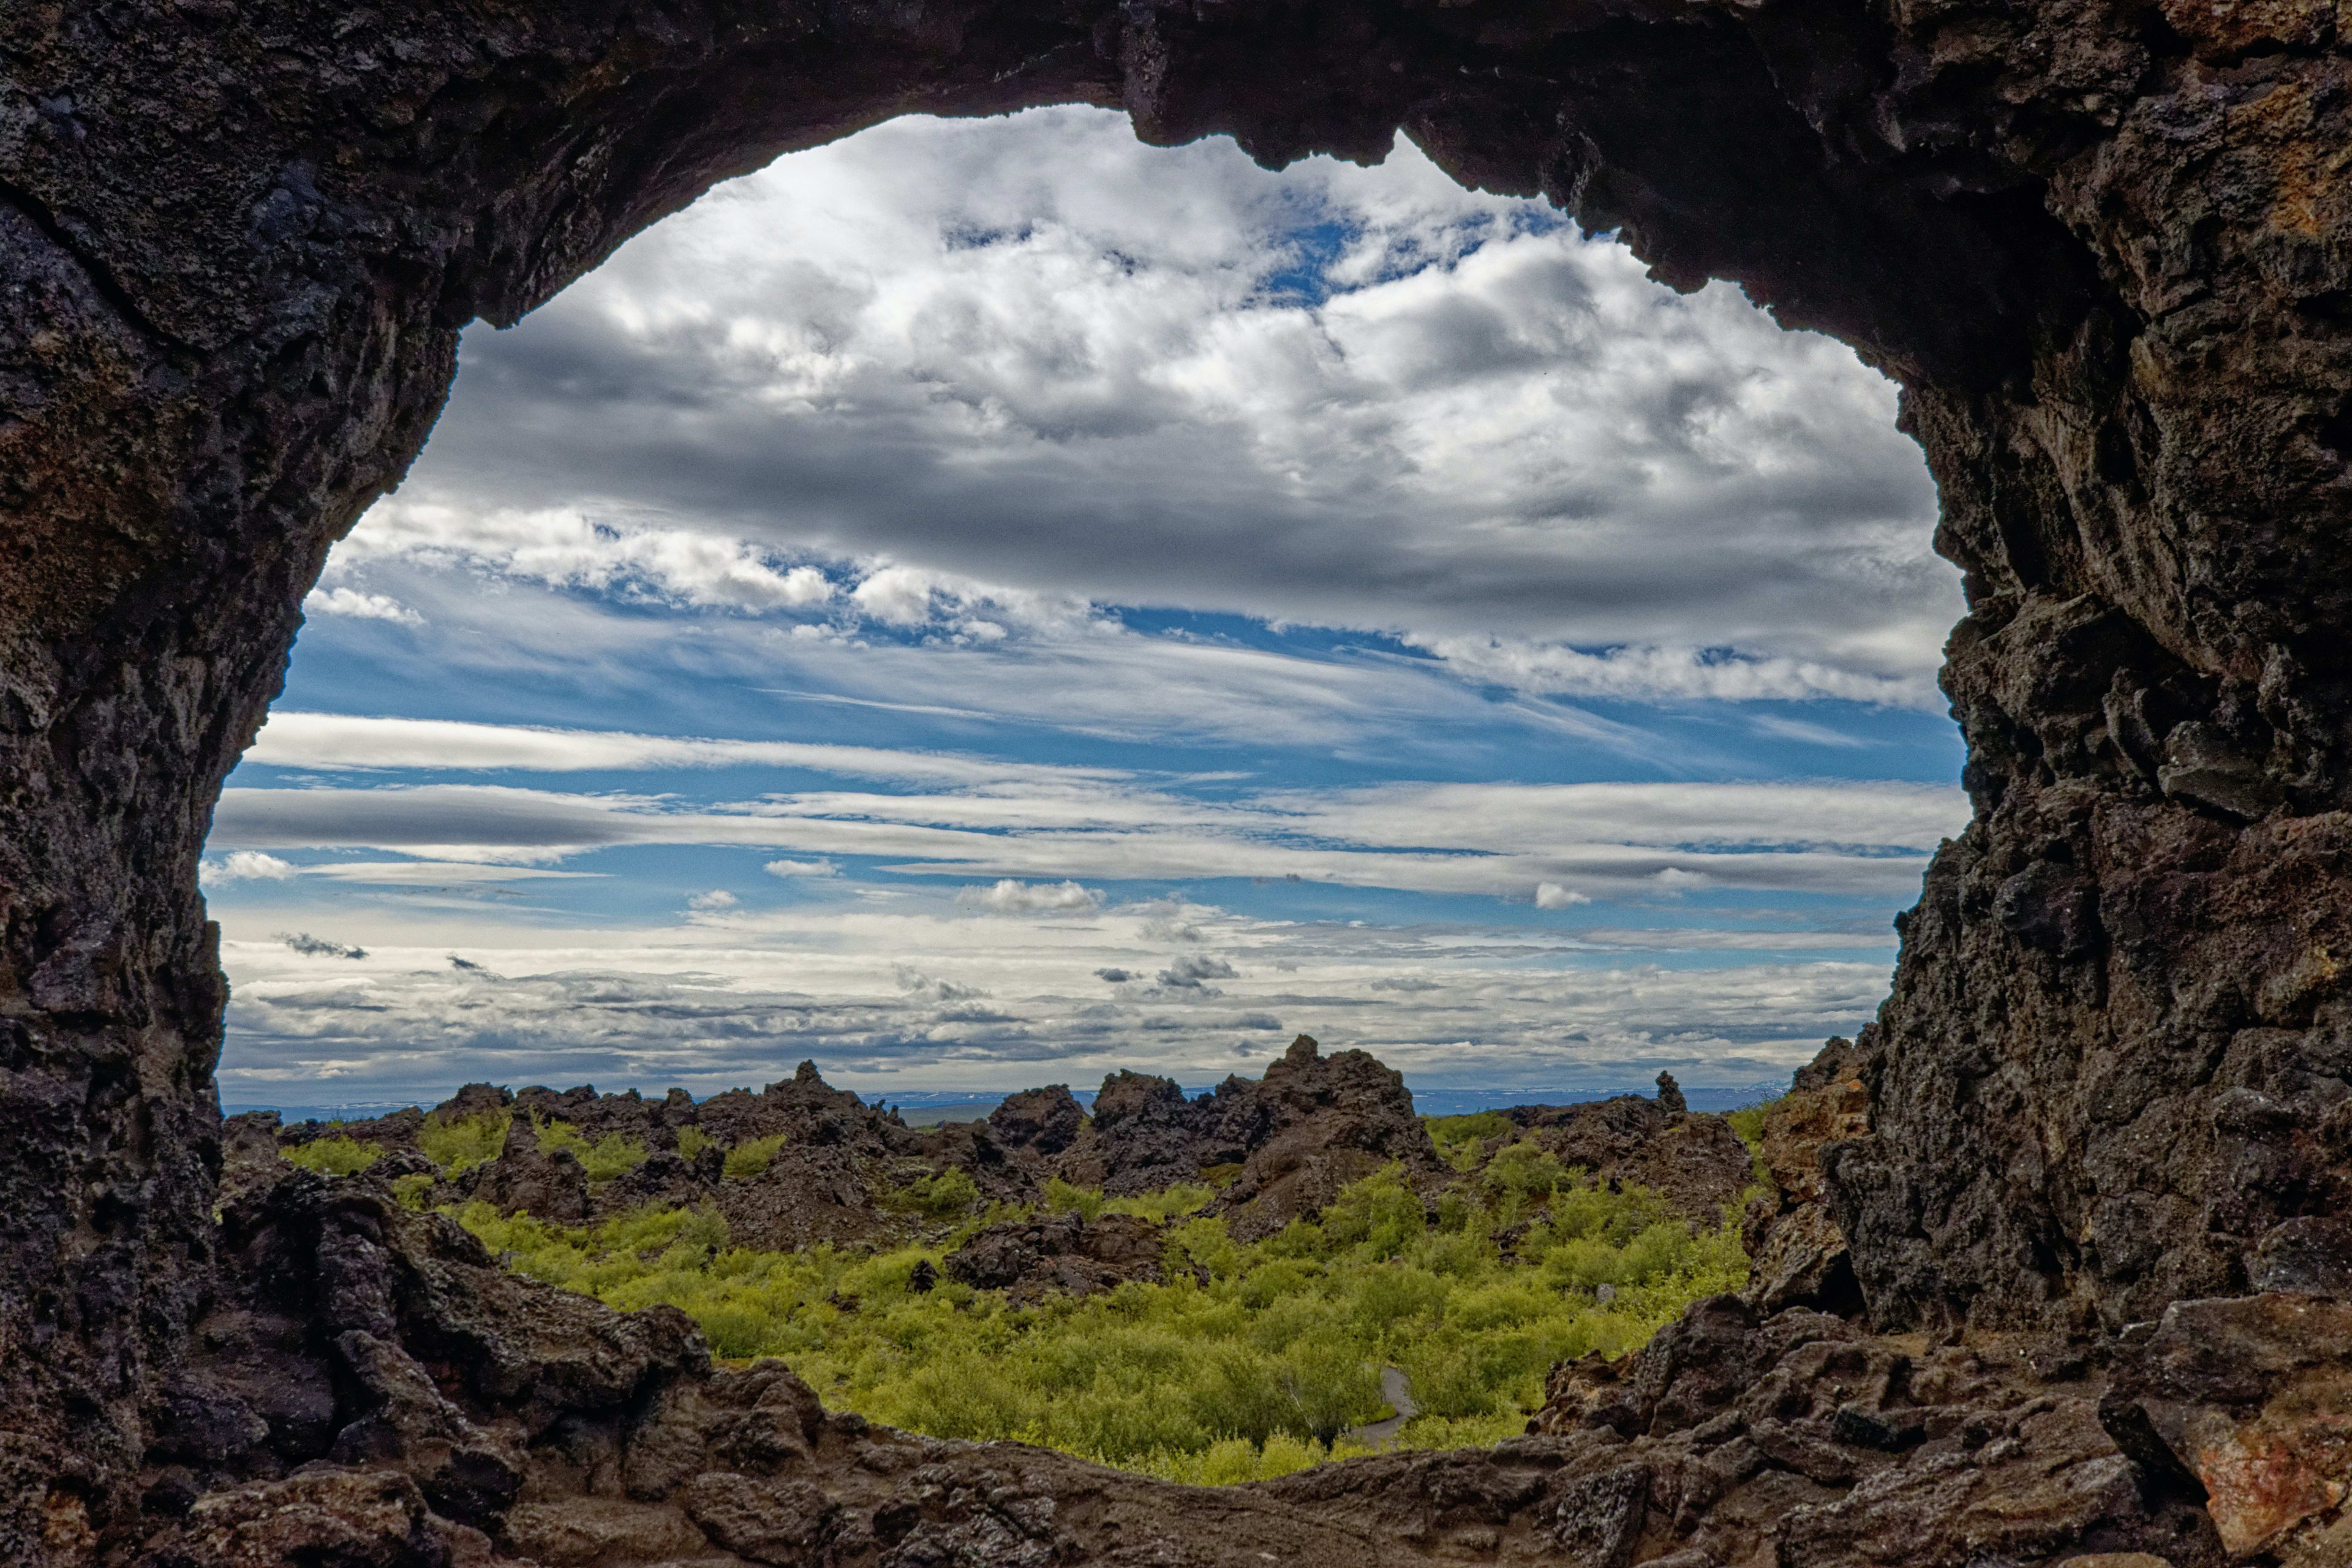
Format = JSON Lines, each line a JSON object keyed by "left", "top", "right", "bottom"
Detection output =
{"left": 283, "top": 1136, "right": 380, "bottom": 1177}
{"left": 883, "top": 1167, "right": 979, "bottom": 1219}
{"left": 1102, "top": 1183, "right": 1215, "bottom": 1223}
{"left": 1724, "top": 1099, "right": 1779, "bottom": 1185}
{"left": 1278, "top": 1334, "right": 1385, "bottom": 1446}
{"left": 676, "top": 1125, "right": 712, "bottom": 1161}
{"left": 534, "top": 1118, "right": 650, "bottom": 1183}
{"left": 1317, "top": 1167, "right": 1423, "bottom": 1259}
{"left": 418, "top": 1109, "right": 511, "bottom": 1173}
{"left": 1043, "top": 1177, "right": 1104, "bottom": 1221}
{"left": 1481, "top": 1142, "right": 1568, "bottom": 1204}
{"left": 391, "top": 1172, "right": 435, "bottom": 1210}
{"left": 723, "top": 1132, "right": 788, "bottom": 1180}
{"left": 453, "top": 1159, "right": 1748, "bottom": 1483}
{"left": 1724, "top": 1099, "right": 1773, "bottom": 1148}
{"left": 1425, "top": 1112, "right": 1512, "bottom": 1171}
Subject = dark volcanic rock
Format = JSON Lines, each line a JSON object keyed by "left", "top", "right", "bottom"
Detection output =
{"left": 989, "top": 1085, "right": 1085, "bottom": 1157}
{"left": 1503, "top": 1090, "right": 1755, "bottom": 1226}
{"left": 6, "top": 0, "right": 2352, "bottom": 1554}
{"left": 468, "top": 1116, "right": 590, "bottom": 1224}
{"left": 1060, "top": 1069, "right": 1216, "bottom": 1194}
{"left": 1208, "top": 1035, "right": 1450, "bottom": 1241}
{"left": 944, "top": 1212, "right": 1169, "bottom": 1302}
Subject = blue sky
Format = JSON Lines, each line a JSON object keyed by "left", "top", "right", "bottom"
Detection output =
{"left": 201, "top": 108, "right": 1967, "bottom": 1111}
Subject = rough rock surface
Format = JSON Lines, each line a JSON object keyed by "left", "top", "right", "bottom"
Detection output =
{"left": 142, "top": 1142, "right": 2247, "bottom": 1568}
{"left": 6, "top": 0, "right": 2352, "bottom": 1558}
{"left": 1741, "top": 1038, "right": 1875, "bottom": 1315}
{"left": 264, "top": 1041, "right": 1464, "bottom": 1251}
{"left": 1053, "top": 1035, "right": 1452, "bottom": 1231}
{"left": 1205, "top": 1034, "right": 1451, "bottom": 1240}
{"left": 1502, "top": 1088, "right": 1758, "bottom": 1226}
{"left": 943, "top": 1212, "right": 1168, "bottom": 1303}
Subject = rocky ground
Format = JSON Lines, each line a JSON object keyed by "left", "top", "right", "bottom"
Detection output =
{"left": 262, "top": 1034, "right": 1755, "bottom": 1253}
{"left": 130, "top": 1036, "right": 2345, "bottom": 1566}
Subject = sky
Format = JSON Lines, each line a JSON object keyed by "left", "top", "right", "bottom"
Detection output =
{"left": 200, "top": 106, "right": 1969, "bottom": 1113}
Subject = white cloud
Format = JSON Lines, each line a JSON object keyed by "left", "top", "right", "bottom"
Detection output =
{"left": 324, "top": 503, "right": 832, "bottom": 614}
{"left": 204, "top": 850, "right": 297, "bottom": 883}
{"left": 298, "top": 861, "right": 605, "bottom": 884}
{"left": 960, "top": 879, "right": 1104, "bottom": 914}
{"left": 1415, "top": 636, "right": 1941, "bottom": 711}
{"left": 764, "top": 858, "right": 840, "bottom": 878}
{"left": 304, "top": 587, "right": 423, "bottom": 625}
{"left": 205, "top": 771, "right": 1967, "bottom": 899}
{"left": 209, "top": 899, "right": 1895, "bottom": 1105}
{"left": 330, "top": 106, "right": 1954, "bottom": 700}
{"left": 246, "top": 712, "right": 1127, "bottom": 785}
{"left": 1535, "top": 883, "right": 1589, "bottom": 909}
{"left": 687, "top": 889, "right": 739, "bottom": 911}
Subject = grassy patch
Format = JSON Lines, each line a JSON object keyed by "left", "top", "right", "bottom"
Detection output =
{"left": 722, "top": 1132, "right": 789, "bottom": 1180}
{"left": 676, "top": 1125, "right": 712, "bottom": 1161}
{"left": 418, "top": 1109, "right": 511, "bottom": 1174}
{"left": 1425, "top": 1112, "right": 1513, "bottom": 1172}
{"left": 391, "top": 1172, "right": 435, "bottom": 1210}
{"left": 881, "top": 1166, "right": 980, "bottom": 1219}
{"left": 1724, "top": 1097, "right": 1781, "bottom": 1185}
{"left": 534, "top": 1118, "right": 650, "bottom": 1183}
{"left": 456, "top": 1164, "right": 1745, "bottom": 1481}
{"left": 283, "top": 1136, "right": 380, "bottom": 1177}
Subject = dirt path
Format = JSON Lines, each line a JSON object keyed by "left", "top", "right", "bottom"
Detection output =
{"left": 1342, "top": 1366, "right": 1419, "bottom": 1448}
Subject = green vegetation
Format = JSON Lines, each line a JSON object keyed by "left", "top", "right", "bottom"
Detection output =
{"left": 1043, "top": 1177, "right": 1219, "bottom": 1224}
{"left": 880, "top": 1166, "right": 981, "bottom": 1219}
{"left": 676, "top": 1125, "right": 712, "bottom": 1162}
{"left": 456, "top": 1163, "right": 1746, "bottom": 1483}
{"left": 1425, "top": 1112, "right": 1512, "bottom": 1172}
{"left": 1724, "top": 1097, "right": 1782, "bottom": 1185}
{"left": 722, "top": 1131, "right": 789, "bottom": 1179}
{"left": 418, "top": 1109, "right": 511, "bottom": 1173}
{"left": 282, "top": 1134, "right": 381, "bottom": 1177}
{"left": 391, "top": 1172, "right": 435, "bottom": 1210}
{"left": 1724, "top": 1100, "right": 1773, "bottom": 1148}
{"left": 533, "top": 1118, "right": 650, "bottom": 1183}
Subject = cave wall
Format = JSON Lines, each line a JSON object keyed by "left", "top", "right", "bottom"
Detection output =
{"left": 1, "top": 0, "right": 2348, "bottom": 1550}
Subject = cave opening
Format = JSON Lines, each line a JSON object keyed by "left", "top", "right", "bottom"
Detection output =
{"left": 198, "top": 105, "right": 1968, "bottom": 1122}
{"left": 6, "top": 0, "right": 2348, "bottom": 1556}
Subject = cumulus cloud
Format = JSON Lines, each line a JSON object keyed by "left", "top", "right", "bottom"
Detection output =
{"left": 687, "top": 890, "right": 739, "bottom": 911}
{"left": 279, "top": 932, "right": 366, "bottom": 960}
{"left": 323, "top": 505, "right": 832, "bottom": 614}
{"left": 335, "top": 106, "right": 1954, "bottom": 702}
{"left": 304, "top": 587, "right": 424, "bottom": 625}
{"left": 1156, "top": 955, "right": 1239, "bottom": 991}
{"left": 1535, "top": 883, "right": 1590, "bottom": 909}
{"left": 1095, "top": 967, "right": 1135, "bottom": 982}
{"left": 960, "top": 879, "right": 1105, "bottom": 914}
{"left": 764, "top": 858, "right": 840, "bottom": 878}
{"left": 205, "top": 851, "right": 298, "bottom": 883}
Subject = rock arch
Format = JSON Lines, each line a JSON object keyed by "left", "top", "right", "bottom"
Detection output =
{"left": 2, "top": 0, "right": 2348, "bottom": 1556}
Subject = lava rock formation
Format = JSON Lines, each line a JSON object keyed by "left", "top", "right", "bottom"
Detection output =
{"left": 5, "top": 0, "right": 2352, "bottom": 1560}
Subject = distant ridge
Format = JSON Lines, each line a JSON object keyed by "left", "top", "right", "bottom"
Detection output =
{"left": 227, "top": 1078, "right": 1790, "bottom": 1128}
